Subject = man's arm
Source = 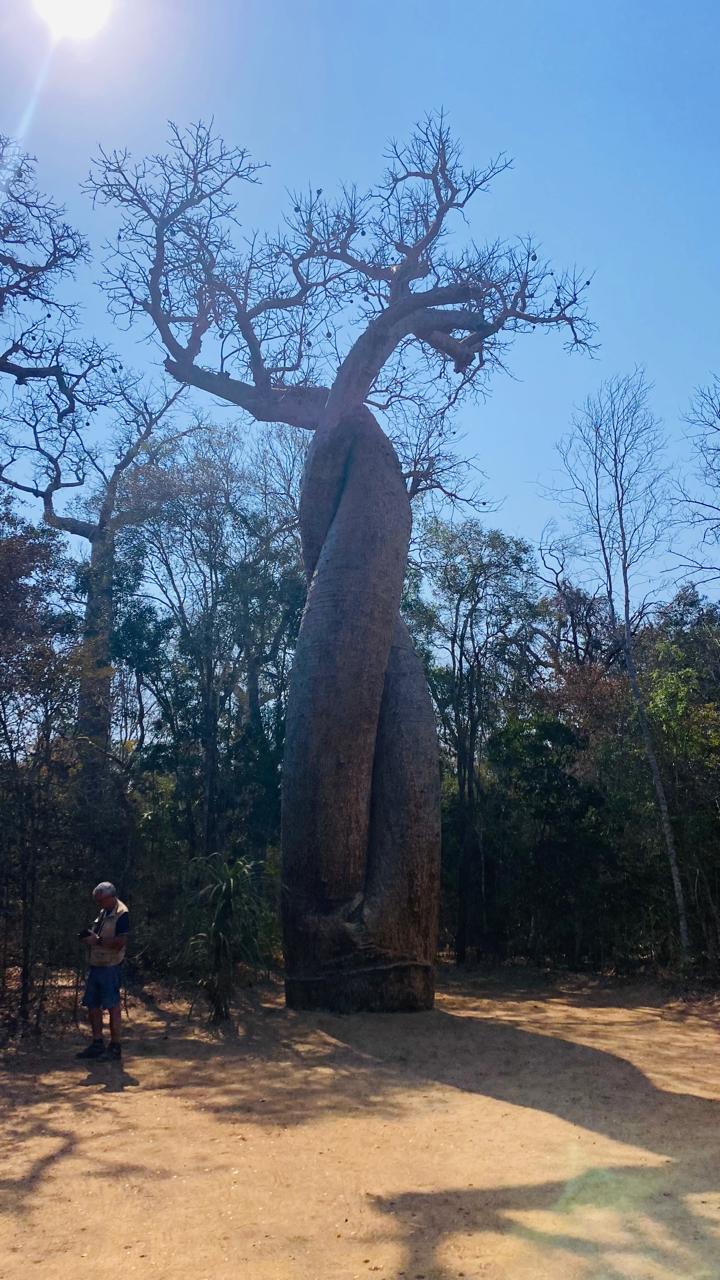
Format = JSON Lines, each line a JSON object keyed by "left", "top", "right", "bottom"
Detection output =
{"left": 90, "top": 934, "right": 126, "bottom": 952}
{"left": 85, "top": 913, "right": 130, "bottom": 951}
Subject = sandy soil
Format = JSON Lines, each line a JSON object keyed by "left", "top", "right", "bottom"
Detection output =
{"left": 2, "top": 970, "right": 720, "bottom": 1280}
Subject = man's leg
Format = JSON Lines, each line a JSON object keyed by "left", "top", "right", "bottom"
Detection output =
{"left": 107, "top": 969, "right": 122, "bottom": 1059}
{"left": 89, "top": 1007, "right": 104, "bottom": 1039}
{"left": 108, "top": 1006, "right": 121, "bottom": 1047}
{"left": 76, "top": 999, "right": 106, "bottom": 1059}
{"left": 76, "top": 967, "right": 107, "bottom": 1058}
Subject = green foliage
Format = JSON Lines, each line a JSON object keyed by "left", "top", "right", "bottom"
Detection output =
{"left": 413, "top": 516, "right": 720, "bottom": 971}
{"left": 484, "top": 715, "right": 609, "bottom": 963}
{"left": 188, "top": 853, "right": 279, "bottom": 1020}
{"left": 6, "top": 459, "right": 720, "bottom": 1031}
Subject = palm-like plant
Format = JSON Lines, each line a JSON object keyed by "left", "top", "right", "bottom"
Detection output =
{"left": 190, "top": 854, "right": 275, "bottom": 1020}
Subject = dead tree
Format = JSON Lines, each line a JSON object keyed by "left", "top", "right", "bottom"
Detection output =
{"left": 557, "top": 371, "right": 691, "bottom": 960}
{"left": 88, "top": 115, "right": 592, "bottom": 1009}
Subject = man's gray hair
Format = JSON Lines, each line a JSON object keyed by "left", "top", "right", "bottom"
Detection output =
{"left": 93, "top": 881, "right": 117, "bottom": 897}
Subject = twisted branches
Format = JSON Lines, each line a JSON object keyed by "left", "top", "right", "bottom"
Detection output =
{"left": 87, "top": 114, "right": 594, "bottom": 465}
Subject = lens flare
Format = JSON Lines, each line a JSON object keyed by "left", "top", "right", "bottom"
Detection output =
{"left": 33, "top": 0, "right": 113, "bottom": 42}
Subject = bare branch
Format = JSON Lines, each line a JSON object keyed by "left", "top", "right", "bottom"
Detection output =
{"left": 1, "top": 136, "right": 90, "bottom": 411}
{"left": 0, "top": 367, "right": 197, "bottom": 543}
{"left": 89, "top": 116, "right": 592, "bottom": 436}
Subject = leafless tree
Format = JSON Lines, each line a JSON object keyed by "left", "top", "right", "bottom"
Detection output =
{"left": 537, "top": 529, "right": 621, "bottom": 672}
{"left": 1, "top": 136, "right": 101, "bottom": 416}
{"left": 87, "top": 114, "right": 593, "bottom": 1010}
{"left": 677, "top": 376, "right": 720, "bottom": 582}
{"left": 556, "top": 370, "right": 690, "bottom": 959}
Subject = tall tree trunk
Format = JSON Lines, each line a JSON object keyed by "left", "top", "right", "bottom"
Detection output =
{"left": 454, "top": 745, "right": 474, "bottom": 966}
{"left": 282, "top": 409, "right": 441, "bottom": 1011}
{"left": 245, "top": 656, "right": 274, "bottom": 862}
{"left": 477, "top": 815, "right": 497, "bottom": 956}
{"left": 19, "top": 844, "right": 35, "bottom": 1026}
{"left": 455, "top": 825, "right": 472, "bottom": 966}
{"left": 201, "top": 670, "right": 219, "bottom": 857}
{"left": 0, "top": 874, "right": 9, "bottom": 999}
{"left": 75, "top": 528, "right": 119, "bottom": 850}
{"left": 623, "top": 639, "right": 690, "bottom": 959}
{"left": 77, "top": 528, "right": 115, "bottom": 766}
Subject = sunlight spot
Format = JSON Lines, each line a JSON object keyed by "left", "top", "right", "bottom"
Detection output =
{"left": 33, "top": 0, "right": 113, "bottom": 42}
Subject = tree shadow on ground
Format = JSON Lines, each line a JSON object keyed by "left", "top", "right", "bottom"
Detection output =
{"left": 327, "top": 1005, "right": 720, "bottom": 1278}
{"left": 3, "top": 980, "right": 720, "bottom": 1277}
{"left": 439, "top": 964, "right": 720, "bottom": 1022}
{"left": 0, "top": 1117, "right": 77, "bottom": 1219}
{"left": 370, "top": 1172, "right": 716, "bottom": 1280}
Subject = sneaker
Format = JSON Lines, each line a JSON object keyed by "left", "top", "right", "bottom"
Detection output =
{"left": 76, "top": 1040, "right": 106, "bottom": 1060}
{"left": 108, "top": 1043, "right": 122, "bottom": 1061}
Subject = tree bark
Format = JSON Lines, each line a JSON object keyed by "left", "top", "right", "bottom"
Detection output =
{"left": 455, "top": 831, "right": 471, "bottom": 967}
{"left": 201, "top": 662, "right": 219, "bottom": 858}
{"left": 19, "top": 845, "right": 35, "bottom": 1026}
{"left": 281, "top": 408, "right": 441, "bottom": 1011}
{"left": 75, "top": 529, "right": 119, "bottom": 846}
{"left": 76, "top": 529, "right": 115, "bottom": 758}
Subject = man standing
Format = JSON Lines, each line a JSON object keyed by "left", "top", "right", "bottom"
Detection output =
{"left": 76, "top": 882, "right": 129, "bottom": 1061}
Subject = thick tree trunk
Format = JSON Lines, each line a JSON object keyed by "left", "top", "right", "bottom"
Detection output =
{"left": 281, "top": 409, "right": 441, "bottom": 1011}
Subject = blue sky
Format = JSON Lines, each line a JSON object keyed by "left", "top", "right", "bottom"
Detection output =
{"left": 3, "top": 0, "right": 720, "bottom": 545}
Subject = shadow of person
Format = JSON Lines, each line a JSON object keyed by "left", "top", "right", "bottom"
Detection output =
{"left": 79, "top": 1062, "right": 140, "bottom": 1092}
{"left": 325, "top": 1008, "right": 720, "bottom": 1279}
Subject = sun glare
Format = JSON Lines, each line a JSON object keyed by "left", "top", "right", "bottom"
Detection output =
{"left": 33, "top": 0, "right": 113, "bottom": 42}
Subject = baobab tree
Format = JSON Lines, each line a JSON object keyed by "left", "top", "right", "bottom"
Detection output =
{"left": 88, "top": 114, "right": 592, "bottom": 1009}
{"left": 0, "top": 375, "right": 190, "bottom": 837}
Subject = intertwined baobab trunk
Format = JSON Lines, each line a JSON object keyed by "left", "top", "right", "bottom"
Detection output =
{"left": 88, "top": 117, "right": 592, "bottom": 1008}
{"left": 282, "top": 409, "right": 441, "bottom": 1011}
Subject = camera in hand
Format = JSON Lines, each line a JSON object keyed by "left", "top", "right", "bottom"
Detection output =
{"left": 78, "top": 928, "right": 95, "bottom": 940}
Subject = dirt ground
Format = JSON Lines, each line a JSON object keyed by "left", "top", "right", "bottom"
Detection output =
{"left": 3, "top": 971, "right": 720, "bottom": 1280}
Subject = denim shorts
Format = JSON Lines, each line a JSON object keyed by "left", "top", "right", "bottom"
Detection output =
{"left": 82, "top": 965, "right": 122, "bottom": 1010}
